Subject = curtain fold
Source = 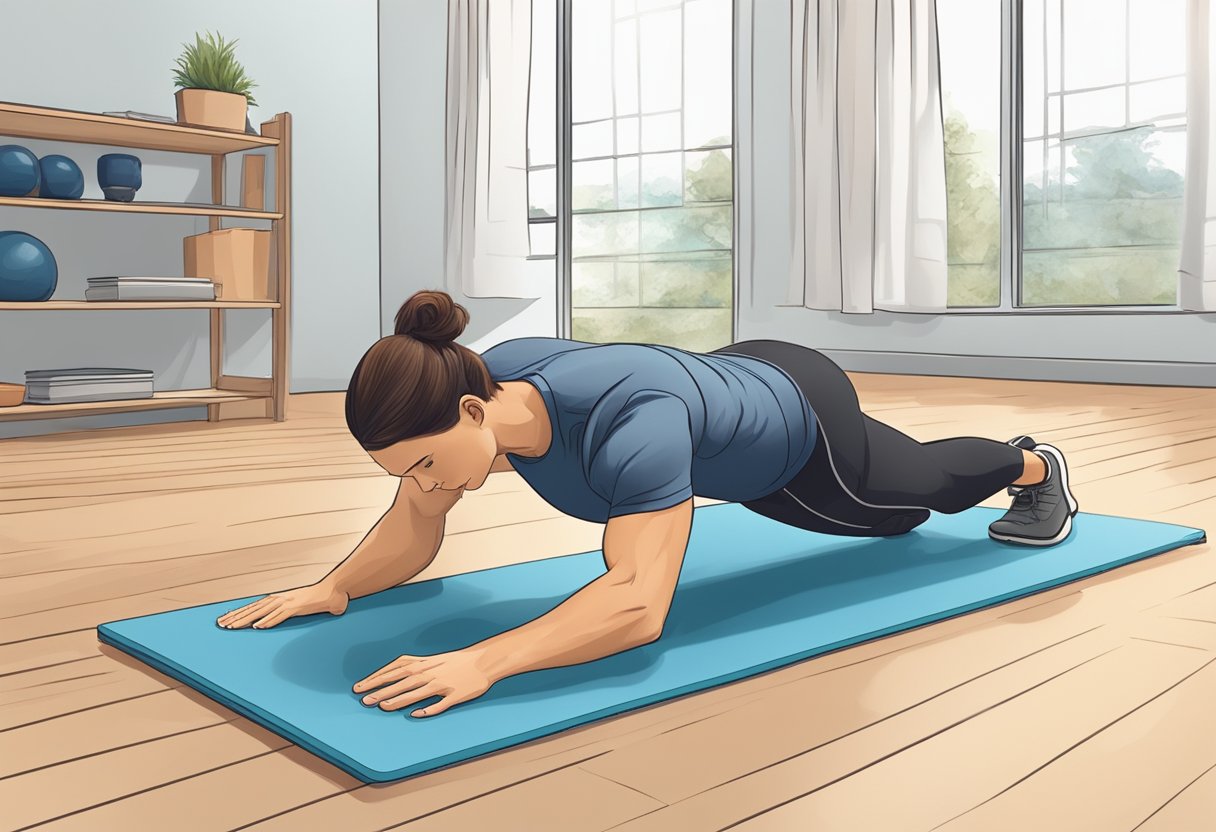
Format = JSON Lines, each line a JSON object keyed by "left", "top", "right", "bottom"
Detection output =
{"left": 789, "top": 0, "right": 949, "bottom": 313}
{"left": 1179, "top": 0, "right": 1216, "bottom": 311}
{"left": 444, "top": 0, "right": 539, "bottom": 299}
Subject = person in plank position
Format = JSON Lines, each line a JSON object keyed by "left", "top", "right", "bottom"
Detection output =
{"left": 217, "top": 290, "right": 1078, "bottom": 718}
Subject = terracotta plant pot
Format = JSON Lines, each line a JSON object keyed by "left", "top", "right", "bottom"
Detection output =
{"left": 175, "top": 88, "right": 247, "bottom": 133}
{"left": 0, "top": 382, "right": 26, "bottom": 407}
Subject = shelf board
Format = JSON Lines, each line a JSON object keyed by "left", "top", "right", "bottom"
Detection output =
{"left": 0, "top": 195, "right": 282, "bottom": 219}
{"left": 0, "top": 101, "right": 279, "bottom": 155}
{"left": 0, "top": 300, "right": 280, "bottom": 310}
{"left": 0, "top": 388, "right": 269, "bottom": 422}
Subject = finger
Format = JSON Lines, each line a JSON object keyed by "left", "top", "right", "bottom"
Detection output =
{"left": 224, "top": 600, "right": 282, "bottom": 629}
{"left": 381, "top": 680, "right": 442, "bottom": 712}
{"left": 223, "top": 600, "right": 284, "bottom": 629}
{"left": 252, "top": 607, "right": 292, "bottom": 629}
{"left": 411, "top": 692, "right": 455, "bottom": 717}
{"left": 359, "top": 672, "right": 426, "bottom": 705}
{"left": 218, "top": 597, "right": 274, "bottom": 625}
{"left": 353, "top": 657, "right": 417, "bottom": 692}
{"left": 218, "top": 597, "right": 274, "bottom": 624}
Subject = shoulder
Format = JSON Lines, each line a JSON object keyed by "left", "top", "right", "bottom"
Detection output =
{"left": 480, "top": 337, "right": 592, "bottom": 375}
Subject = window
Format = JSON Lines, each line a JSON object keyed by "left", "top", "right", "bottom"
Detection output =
{"left": 938, "top": 0, "right": 1187, "bottom": 309}
{"left": 527, "top": 0, "right": 735, "bottom": 349}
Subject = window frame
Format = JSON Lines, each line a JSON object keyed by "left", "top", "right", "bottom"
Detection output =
{"left": 943, "top": 0, "right": 1187, "bottom": 315}
{"left": 534, "top": 0, "right": 738, "bottom": 337}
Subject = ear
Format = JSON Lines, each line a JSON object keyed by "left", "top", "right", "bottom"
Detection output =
{"left": 460, "top": 395, "right": 486, "bottom": 425}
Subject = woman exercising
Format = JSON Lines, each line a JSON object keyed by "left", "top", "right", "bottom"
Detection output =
{"left": 216, "top": 289, "right": 1079, "bottom": 718}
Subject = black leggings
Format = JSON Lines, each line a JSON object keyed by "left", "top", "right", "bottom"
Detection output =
{"left": 710, "top": 340, "right": 1027, "bottom": 537}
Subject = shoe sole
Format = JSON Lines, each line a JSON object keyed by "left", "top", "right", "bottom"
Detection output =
{"left": 989, "top": 511, "right": 1073, "bottom": 546}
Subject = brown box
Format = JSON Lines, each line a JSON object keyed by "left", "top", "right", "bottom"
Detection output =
{"left": 241, "top": 154, "right": 266, "bottom": 210}
{"left": 184, "top": 228, "right": 272, "bottom": 300}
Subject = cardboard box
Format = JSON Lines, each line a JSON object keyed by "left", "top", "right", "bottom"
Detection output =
{"left": 241, "top": 154, "right": 266, "bottom": 210}
{"left": 184, "top": 228, "right": 272, "bottom": 301}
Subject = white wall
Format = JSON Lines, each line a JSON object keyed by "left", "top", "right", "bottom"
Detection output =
{"left": 735, "top": 0, "right": 1216, "bottom": 386}
{"left": 0, "top": 0, "right": 380, "bottom": 438}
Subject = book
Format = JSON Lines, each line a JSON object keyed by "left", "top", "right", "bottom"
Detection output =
{"left": 23, "top": 368, "right": 155, "bottom": 404}
{"left": 87, "top": 276, "right": 213, "bottom": 283}
{"left": 102, "top": 110, "right": 176, "bottom": 124}
{"left": 85, "top": 276, "right": 217, "bottom": 302}
{"left": 25, "top": 368, "right": 154, "bottom": 380}
{"left": 86, "top": 285, "right": 217, "bottom": 301}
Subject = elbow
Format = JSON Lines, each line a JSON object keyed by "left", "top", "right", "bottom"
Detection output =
{"left": 636, "top": 610, "right": 666, "bottom": 644}
{"left": 611, "top": 587, "right": 666, "bottom": 644}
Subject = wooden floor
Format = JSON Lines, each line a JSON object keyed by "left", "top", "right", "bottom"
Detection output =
{"left": 2, "top": 375, "right": 1214, "bottom": 832}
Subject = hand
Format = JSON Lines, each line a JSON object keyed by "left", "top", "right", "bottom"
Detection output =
{"left": 353, "top": 647, "right": 495, "bottom": 718}
{"left": 216, "top": 582, "right": 350, "bottom": 629}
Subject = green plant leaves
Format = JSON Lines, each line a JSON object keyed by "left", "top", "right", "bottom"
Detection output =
{"left": 172, "top": 30, "right": 258, "bottom": 106}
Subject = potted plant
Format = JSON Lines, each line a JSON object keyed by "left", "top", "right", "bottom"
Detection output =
{"left": 172, "top": 31, "right": 258, "bottom": 133}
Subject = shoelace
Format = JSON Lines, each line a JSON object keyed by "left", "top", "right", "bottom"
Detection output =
{"left": 1007, "top": 485, "right": 1040, "bottom": 511}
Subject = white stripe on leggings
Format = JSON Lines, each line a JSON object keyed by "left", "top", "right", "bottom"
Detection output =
{"left": 782, "top": 420, "right": 940, "bottom": 530}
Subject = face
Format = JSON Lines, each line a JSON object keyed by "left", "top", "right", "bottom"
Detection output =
{"left": 367, "top": 395, "right": 499, "bottom": 493}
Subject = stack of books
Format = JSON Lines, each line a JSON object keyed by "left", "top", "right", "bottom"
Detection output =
{"left": 85, "top": 277, "right": 217, "bottom": 302}
{"left": 24, "top": 368, "right": 155, "bottom": 404}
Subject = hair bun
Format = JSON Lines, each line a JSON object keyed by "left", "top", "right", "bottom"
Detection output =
{"left": 394, "top": 290, "right": 468, "bottom": 344}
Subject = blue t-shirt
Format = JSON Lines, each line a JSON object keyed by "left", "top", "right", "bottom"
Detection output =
{"left": 479, "top": 337, "right": 818, "bottom": 522}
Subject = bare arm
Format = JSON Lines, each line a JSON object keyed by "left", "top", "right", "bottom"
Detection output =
{"left": 473, "top": 497, "right": 693, "bottom": 682}
{"left": 316, "top": 476, "right": 463, "bottom": 601}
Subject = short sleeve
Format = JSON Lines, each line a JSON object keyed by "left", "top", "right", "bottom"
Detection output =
{"left": 585, "top": 390, "right": 694, "bottom": 518}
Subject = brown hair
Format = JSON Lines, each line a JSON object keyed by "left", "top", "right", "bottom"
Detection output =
{"left": 345, "top": 290, "right": 503, "bottom": 451}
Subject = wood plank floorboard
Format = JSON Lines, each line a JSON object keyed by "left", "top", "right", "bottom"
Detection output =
{"left": 1, "top": 377, "right": 1212, "bottom": 831}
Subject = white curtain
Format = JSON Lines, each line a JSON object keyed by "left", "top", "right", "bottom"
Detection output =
{"left": 444, "top": 0, "right": 539, "bottom": 299}
{"left": 1179, "top": 0, "right": 1216, "bottom": 311}
{"left": 788, "top": 0, "right": 949, "bottom": 313}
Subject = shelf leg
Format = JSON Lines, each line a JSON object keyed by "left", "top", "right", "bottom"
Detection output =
{"left": 208, "top": 153, "right": 225, "bottom": 423}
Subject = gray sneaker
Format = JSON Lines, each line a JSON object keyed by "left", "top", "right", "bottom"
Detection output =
{"left": 988, "top": 441, "right": 1079, "bottom": 546}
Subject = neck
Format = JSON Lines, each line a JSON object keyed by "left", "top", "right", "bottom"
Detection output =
{"left": 492, "top": 382, "right": 551, "bottom": 458}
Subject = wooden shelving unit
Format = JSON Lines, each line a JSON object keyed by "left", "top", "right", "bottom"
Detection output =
{"left": 0, "top": 195, "right": 283, "bottom": 220}
{"left": 0, "top": 100, "right": 292, "bottom": 425}
{"left": 0, "top": 300, "right": 280, "bottom": 310}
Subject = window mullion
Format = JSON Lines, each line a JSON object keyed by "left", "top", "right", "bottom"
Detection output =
{"left": 999, "top": 0, "right": 1022, "bottom": 311}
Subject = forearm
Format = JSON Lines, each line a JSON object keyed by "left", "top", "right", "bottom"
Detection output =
{"left": 317, "top": 512, "right": 441, "bottom": 601}
{"left": 472, "top": 573, "right": 658, "bottom": 681}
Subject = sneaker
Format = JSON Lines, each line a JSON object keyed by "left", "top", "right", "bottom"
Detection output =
{"left": 988, "top": 441, "right": 1079, "bottom": 546}
{"left": 1003, "top": 436, "right": 1078, "bottom": 515}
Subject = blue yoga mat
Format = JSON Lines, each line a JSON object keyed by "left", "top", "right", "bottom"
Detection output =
{"left": 98, "top": 503, "right": 1205, "bottom": 783}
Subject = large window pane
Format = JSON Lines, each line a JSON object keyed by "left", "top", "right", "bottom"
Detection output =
{"left": 528, "top": 168, "right": 556, "bottom": 218}
{"left": 684, "top": 0, "right": 733, "bottom": 148}
{"left": 572, "top": 159, "right": 615, "bottom": 211}
{"left": 614, "top": 20, "right": 639, "bottom": 116}
{"left": 570, "top": 0, "right": 733, "bottom": 350}
{"left": 572, "top": 0, "right": 613, "bottom": 122}
{"left": 573, "top": 120, "right": 614, "bottom": 160}
{"left": 527, "top": 0, "right": 558, "bottom": 265}
{"left": 938, "top": 0, "right": 1002, "bottom": 307}
{"left": 640, "top": 112, "right": 681, "bottom": 152}
{"left": 685, "top": 148, "right": 732, "bottom": 203}
{"left": 640, "top": 152, "right": 683, "bottom": 207}
{"left": 1129, "top": 0, "right": 1185, "bottom": 78}
{"left": 527, "top": 0, "right": 557, "bottom": 168}
{"left": 638, "top": 9, "right": 682, "bottom": 113}
{"left": 1022, "top": 0, "right": 1185, "bottom": 307}
{"left": 1062, "top": 0, "right": 1125, "bottom": 89}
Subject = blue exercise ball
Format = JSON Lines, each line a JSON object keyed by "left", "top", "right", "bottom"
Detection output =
{"left": 37, "top": 155, "right": 84, "bottom": 199}
{"left": 0, "top": 231, "right": 58, "bottom": 301}
{"left": 0, "top": 145, "right": 40, "bottom": 197}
